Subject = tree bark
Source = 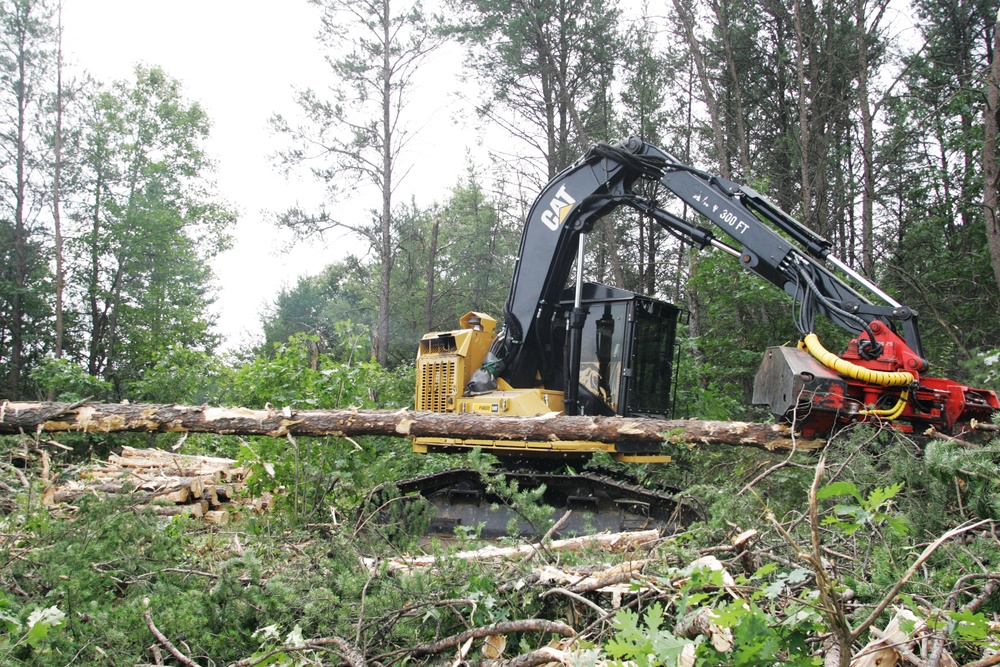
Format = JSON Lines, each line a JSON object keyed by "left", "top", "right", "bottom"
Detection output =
{"left": 984, "top": 7, "right": 1000, "bottom": 293}
{"left": 793, "top": 0, "right": 813, "bottom": 224}
{"left": 856, "top": 0, "right": 876, "bottom": 278}
{"left": 7, "top": 1, "right": 33, "bottom": 400}
{"left": 46, "top": 2, "right": 66, "bottom": 403}
{"left": 366, "top": 529, "right": 660, "bottom": 573}
{"left": 710, "top": 0, "right": 751, "bottom": 176}
{"left": 375, "top": 0, "right": 393, "bottom": 367}
{"left": 423, "top": 215, "right": 439, "bottom": 333}
{"left": 52, "top": 1, "right": 65, "bottom": 369}
{"left": 0, "top": 401, "right": 821, "bottom": 451}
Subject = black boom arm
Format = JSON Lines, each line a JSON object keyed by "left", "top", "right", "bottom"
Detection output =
{"left": 489, "top": 138, "right": 926, "bottom": 391}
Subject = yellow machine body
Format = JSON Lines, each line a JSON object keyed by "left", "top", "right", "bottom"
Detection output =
{"left": 413, "top": 311, "right": 671, "bottom": 463}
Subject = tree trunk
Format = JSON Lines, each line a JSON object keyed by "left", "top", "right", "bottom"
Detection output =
{"left": 8, "top": 4, "right": 31, "bottom": 400}
{"left": 424, "top": 216, "right": 439, "bottom": 333}
{"left": 984, "top": 8, "right": 1000, "bottom": 292}
{"left": 0, "top": 401, "right": 822, "bottom": 452}
{"left": 856, "top": 0, "right": 876, "bottom": 278}
{"left": 710, "top": 0, "right": 751, "bottom": 176}
{"left": 50, "top": 1, "right": 65, "bottom": 403}
{"left": 794, "top": 0, "right": 813, "bottom": 223}
{"left": 375, "top": 0, "right": 393, "bottom": 367}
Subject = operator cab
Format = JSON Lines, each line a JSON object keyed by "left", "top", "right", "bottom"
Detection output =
{"left": 552, "top": 283, "right": 681, "bottom": 419}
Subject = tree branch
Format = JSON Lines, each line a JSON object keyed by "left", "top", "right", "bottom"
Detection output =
{"left": 397, "top": 619, "right": 575, "bottom": 658}
{"left": 850, "top": 519, "right": 992, "bottom": 643}
{"left": 143, "top": 598, "right": 199, "bottom": 667}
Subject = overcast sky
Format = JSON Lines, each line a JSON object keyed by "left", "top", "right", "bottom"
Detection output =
{"left": 60, "top": 0, "right": 475, "bottom": 351}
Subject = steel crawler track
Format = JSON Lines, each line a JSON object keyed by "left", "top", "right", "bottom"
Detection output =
{"left": 393, "top": 468, "right": 699, "bottom": 539}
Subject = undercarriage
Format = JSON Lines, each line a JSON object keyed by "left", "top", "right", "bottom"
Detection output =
{"left": 394, "top": 467, "right": 699, "bottom": 539}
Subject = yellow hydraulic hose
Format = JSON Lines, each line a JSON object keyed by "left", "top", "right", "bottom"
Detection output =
{"left": 800, "top": 333, "right": 913, "bottom": 386}
{"left": 799, "top": 333, "right": 913, "bottom": 419}
{"left": 858, "top": 391, "right": 909, "bottom": 419}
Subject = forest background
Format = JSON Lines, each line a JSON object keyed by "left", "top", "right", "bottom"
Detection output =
{"left": 2, "top": 0, "right": 1000, "bottom": 664}
{"left": 2, "top": 0, "right": 1000, "bottom": 405}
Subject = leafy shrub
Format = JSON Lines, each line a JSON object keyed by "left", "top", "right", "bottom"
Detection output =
{"left": 227, "top": 332, "right": 413, "bottom": 410}
{"left": 127, "top": 344, "right": 235, "bottom": 404}
{"left": 28, "top": 358, "right": 112, "bottom": 402}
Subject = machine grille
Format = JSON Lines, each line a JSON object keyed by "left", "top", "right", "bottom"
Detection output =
{"left": 416, "top": 357, "right": 457, "bottom": 412}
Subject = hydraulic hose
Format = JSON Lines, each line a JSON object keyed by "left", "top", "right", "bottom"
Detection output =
{"left": 799, "top": 333, "right": 913, "bottom": 420}
{"left": 858, "top": 391, "right": 909, "bottom": 420}
{"left": 800, "top": 333, "right": 913, "bottom": 386}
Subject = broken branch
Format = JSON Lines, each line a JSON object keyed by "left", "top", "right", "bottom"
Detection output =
{"left": 404, "top": 620, "right": 575, "bottom": 658}
{"left": 143, "top": 598, "right": 199, "bottom": 667}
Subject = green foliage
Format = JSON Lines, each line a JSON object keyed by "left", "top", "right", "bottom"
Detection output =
{"left": 0, "top": 220, "right": 53, "bottom": 401}
{"left": 230, "top": 332, "right": 413, "bottom": 410}
{"left": 270, "top": 0, "right": 444, "bottom": 365}
{"left": 484, "top": 470, "right": 554, "bottom": 539}
{"left": 425, "top": 174, "right": 519, "bottom": 330}
{"left": 817, "top": 480, "right": 909, "bottom": 537}
{"left": 445, "top": 0, "right": 622, "bottom": 174}
{"left": 605, "top": 603, "right": 694, "bottom": 666}
{"left": 0, "top": 487, "right": 445, "bottom": 665}
{"left": 222, "top": 332, "right": 422, "bottom": 523}
{"left": 599, "top": 562, "right": 825, "bottom": 667}
{"left": 261, "top": 174, "right": 518, "bottom": 367}
{"left": 876, "top": 0, "right": 1000, "bottom": 375}
{"left": 129, "top": 344, "right": 234, "bottom": 404}
{"left": 962, "top": 349, "right": 1000, "bottom": 392}
{"left": 0, "top": 0, "right": 57, "bottom": 401}
{"left": 672, "top": 334, "right": 745, "bottom": 420}
{"left": 7, "top": 420, "right": 1000, "bottom": 664}
{"left": 259, "top": 256, "right": 384, "bottom": 366}
{"left": 0, "top": 604, "right": 66, "bottom": 661}
{"left": 236, "top": 431, "right": 427, "bottom": 526}
{"left": 67, "top": 65, "right": 236, "bottom": 399}
{"left": 28, "top": 358, "right": 112, "bottom": 402}
{"left": 245, "top": 624, "right": 325, "bottom": 667}
{"left": 684, "top": 251, "right": 802, "bottom": 420}
{"left": 3, "top": 0, "right": 1000, "bottom": 662}
{"left": 923, "top": 437, "right": 1000, "bottom": 520}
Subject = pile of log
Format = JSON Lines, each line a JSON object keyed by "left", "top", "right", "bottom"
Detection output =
{"left": 42, "top": 446, "right": 262, "bottom": 524}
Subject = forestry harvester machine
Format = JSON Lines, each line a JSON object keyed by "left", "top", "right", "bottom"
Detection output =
{"left": 402, "top": 138, "right": 999, "bottom": 536}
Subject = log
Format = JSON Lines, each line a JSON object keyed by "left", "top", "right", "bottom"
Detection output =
{"left": 112, "top": 446, "right": 239, "bottom": 480}
{"left": 41, "top": 446, "right": 252, "bottom": 524}
{"left": 0, "top": 401, "right": 821, "bottom": 452}
{"left": 44, "top": 483, "right": 192, "bottom": 505}
{"left": 150, "top": 504, "right": 205, "bottom": 519}
{"left": 850, "top": 608, "right": 956, "bottom": 667}
{"left": 203, "top": 510, "right": 229, "bottom": 526}
{"left": 363, "top": 529, "right": 660, "bottom": 574}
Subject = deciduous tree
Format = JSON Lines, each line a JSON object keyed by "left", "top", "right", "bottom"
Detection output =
{"left": 73, "top": 66, "right": 234, "bottom": 397}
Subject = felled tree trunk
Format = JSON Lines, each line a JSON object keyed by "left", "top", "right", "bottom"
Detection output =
{"left": 0, "top": 401, "right": 821, "bottom": 452}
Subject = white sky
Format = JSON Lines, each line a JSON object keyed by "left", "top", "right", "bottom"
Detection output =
{"left": 60, "top": 0, "right": 477, "bottom": 352}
